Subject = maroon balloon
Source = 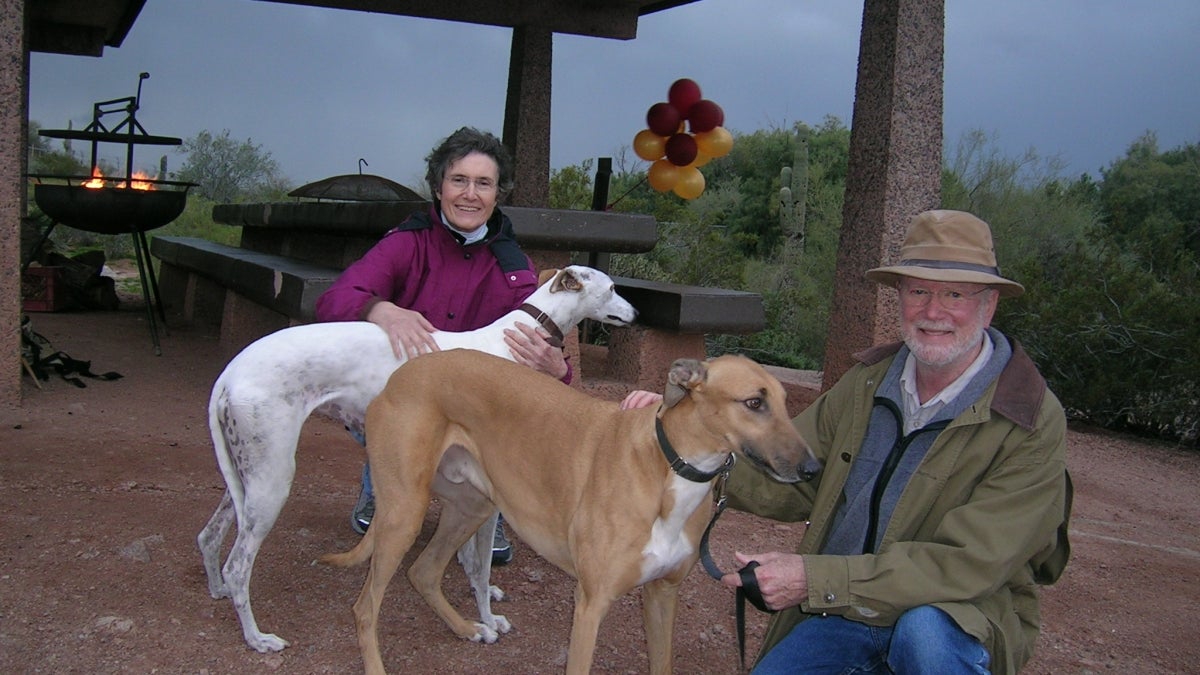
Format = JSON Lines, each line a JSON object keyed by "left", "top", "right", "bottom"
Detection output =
{"left": 687, "top": 99, "right": 725, "bottom": 133}
{"left": 646, "top": 102, "right": 682, "bottom": 137}
{"left": 668, "top": 78, "right": 703, "bottom": 118}
{"left": 664, "top": 132, "right": 699, "bottom": 167}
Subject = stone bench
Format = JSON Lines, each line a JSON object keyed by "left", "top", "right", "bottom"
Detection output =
{"left": 152, "top": 202, "right": 766, "bottom": 392}
{"left": 151, "top": 236, "right": 340, "bottom": 350}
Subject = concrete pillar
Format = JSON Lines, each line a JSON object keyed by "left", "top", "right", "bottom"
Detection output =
{"left": 822, "top": 0, "right": 944, "bottom": 387}
{"left": 502, "top": 25, "right": 552, "bottom": 208}
{"left": 0, "top": 0, "right": 27, "bottom": 411}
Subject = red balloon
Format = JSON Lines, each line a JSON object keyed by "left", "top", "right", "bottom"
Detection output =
{"left": 687, "top": 99, "right": 725, "bottom": 133}
{"left": 646, "top": 102, "right": 682, "bottom": 137}
{"left": 664, "top": 133, "right": 698, "bottom": 167}
{"left": 668, "top": 78, "right": 703, "bottom": 118}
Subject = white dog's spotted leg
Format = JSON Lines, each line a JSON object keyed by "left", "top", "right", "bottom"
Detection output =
{"left": 197, "top": 489, "right": 236, "bottom": 598}
{"left": 221, "top": 448, "right": 298, "bottom": 652}
{"left": 456, "top": 511, "right": 511, "bottom": 635}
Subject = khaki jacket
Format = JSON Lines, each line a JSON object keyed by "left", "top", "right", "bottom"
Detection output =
{"left": 726, "top": 338, "right": 1071, "bottom": 674}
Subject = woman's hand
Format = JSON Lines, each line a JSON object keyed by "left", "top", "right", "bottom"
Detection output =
{"left": 367, "top": 301, "right": 439, "bottom": 359}
{"left": 504, "top": 322, "right": 568, "bottom": 380}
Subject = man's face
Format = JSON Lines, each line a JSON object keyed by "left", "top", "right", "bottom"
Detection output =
{"left": 897, "top": 278, "right": 998, "bottom": 370}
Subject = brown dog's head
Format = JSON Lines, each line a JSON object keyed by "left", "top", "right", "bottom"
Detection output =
{"left": 662, "top": 355, "right": 820, "bottom": 483}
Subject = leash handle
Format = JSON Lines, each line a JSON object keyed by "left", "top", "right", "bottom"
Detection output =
{"left": 737, "top": 561, "right": 772, "bottom": 613}
{"left": 735, "top": 560, "right": 775, "bottom": 670}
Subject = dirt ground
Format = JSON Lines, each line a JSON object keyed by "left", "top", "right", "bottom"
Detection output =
{"left": 2, "top": 305, "right": 1198, "bottom": 674}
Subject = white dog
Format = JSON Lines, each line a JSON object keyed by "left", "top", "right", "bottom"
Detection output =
{"left": 197, "top": 265, "right": 637, "bottom": 653}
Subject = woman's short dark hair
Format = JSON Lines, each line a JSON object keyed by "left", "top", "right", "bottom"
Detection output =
{"left": 425, "top": 127, "right": 514, "bottom": 197}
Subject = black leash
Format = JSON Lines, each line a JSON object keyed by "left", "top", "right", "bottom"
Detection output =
{"left": 696, "top": 468, "right": 774, "bottom": 670}
{"left": 20, "top": 319, "right": 123, "bottom": 388}
{"left": 655, "top": 417, "right": 772, "bottom": 670}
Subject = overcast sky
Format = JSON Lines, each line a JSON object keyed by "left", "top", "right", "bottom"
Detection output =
{"left": 28, "top": 0, "right": 1200, "bottom": 191}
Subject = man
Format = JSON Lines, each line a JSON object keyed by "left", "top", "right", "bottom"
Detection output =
{"left": 622, "top": 209, "right": 1071, "bottom": 673}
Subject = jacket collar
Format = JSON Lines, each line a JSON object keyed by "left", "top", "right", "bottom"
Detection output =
{"left": 854, "top": 331, "right": 1045, "bottom": 431}
{"left": 429, "top": 199, "right": 504, "bottom": 246}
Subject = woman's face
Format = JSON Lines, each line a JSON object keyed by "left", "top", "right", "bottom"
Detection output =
{"left": 436, "top": 151, "right": 500, "bottom": 233}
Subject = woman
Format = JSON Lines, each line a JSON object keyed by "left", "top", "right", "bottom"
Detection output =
{"left": 315, "top": 127, "right": 569, "bottom": 563}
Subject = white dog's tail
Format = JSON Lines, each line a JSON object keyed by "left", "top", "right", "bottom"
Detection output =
{"left": 208, "top": 383, "right": 245, "bottom": 509}
{"left": 319, "top": 525, "right": 375, "bottom": 567}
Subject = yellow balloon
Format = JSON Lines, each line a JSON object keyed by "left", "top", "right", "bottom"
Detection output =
{"left": 673, "top": 166, "right": 705, "bottom": 199}
{"left": 690, "top": 150, "right": 712, "bottom": 168}
{"left": 695, "top": 126, "right": 733, "bottom": 158}
{"left": 647, "top": 159, "right": 680, "bottom": 192}
{"left": 633, "top": 129, "right": 667, "bottom": 161}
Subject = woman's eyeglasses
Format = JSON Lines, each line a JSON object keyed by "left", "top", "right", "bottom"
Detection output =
{"left": 445, "top": 175, "right": 497, "bottom": 194}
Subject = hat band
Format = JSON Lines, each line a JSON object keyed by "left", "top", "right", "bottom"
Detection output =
{"left": 901, "top": 258, "right": 1002, "bottom": 277}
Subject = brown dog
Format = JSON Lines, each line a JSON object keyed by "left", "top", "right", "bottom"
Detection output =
{"left": 321, "top": 349, "right": 819, "bottom": 674}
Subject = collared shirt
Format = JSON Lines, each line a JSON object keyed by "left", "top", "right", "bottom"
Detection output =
{"left": 899, "top": 332, "right": 995, "bottom": 435}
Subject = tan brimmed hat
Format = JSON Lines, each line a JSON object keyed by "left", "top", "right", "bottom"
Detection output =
{"left": 865, "top": 209, "right": 1024, "bottom": 298}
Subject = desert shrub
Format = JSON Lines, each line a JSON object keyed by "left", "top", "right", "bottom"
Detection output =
{"left": 998, "top": 244, "right": 1199, "bottom": 444}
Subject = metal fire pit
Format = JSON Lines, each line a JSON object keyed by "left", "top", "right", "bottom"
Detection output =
{"left": 33, "top": 181, "right": 191, "bottom": 235}
{"left": 28, "top": 72, "right": 190, "bottom": 355}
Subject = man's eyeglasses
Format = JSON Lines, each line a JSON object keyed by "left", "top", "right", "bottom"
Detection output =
{"left": 445, "top": 175, "right": 498, "bottom": 194}
{"left": 899, "top": 286, "right": 992, "bottom": 311}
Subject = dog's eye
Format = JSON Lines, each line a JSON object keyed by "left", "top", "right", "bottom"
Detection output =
{"left": 744, "top": 397, "right": 763, "bottom": 411}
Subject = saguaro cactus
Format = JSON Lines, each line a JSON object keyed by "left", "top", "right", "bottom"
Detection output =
{"left": 779, "top": 123, "right": 810, "bottom": 256}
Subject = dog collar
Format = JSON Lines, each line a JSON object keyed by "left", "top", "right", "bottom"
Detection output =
{"left": 654, "top": 416, "right": 734, "bottom": 483}
{"left": 519, "top": 303, "right": 565, "bottom": 348}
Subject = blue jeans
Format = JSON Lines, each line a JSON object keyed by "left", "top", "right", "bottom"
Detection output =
{"left": 349, "top": 429, "right": 374, "bottom": 499}
{"left": 360, "top": 462, "right": 374, "bottom": 498}
{"left": 752, "top": 606, "right": 990, "bottom": 675}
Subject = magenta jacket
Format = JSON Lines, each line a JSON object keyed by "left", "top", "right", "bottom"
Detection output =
{"left": 315, "top": 204, "right": 572, "bottom": 381}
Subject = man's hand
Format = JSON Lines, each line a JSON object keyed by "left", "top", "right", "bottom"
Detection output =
{"left": 720, "top": 551, "right": 809, "bottom": 611}
{"left": 367, "top": 302, "right": 438, "bottom": 359}
{"left": 620, "top": 390, "right": 663, "bottom": 410}
{"left": 504, "top": 322, "right": 568, "bottom": 380}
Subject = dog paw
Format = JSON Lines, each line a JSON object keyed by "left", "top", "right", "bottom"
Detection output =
{"left": 491, "top": 614, "right": 512, "bottom": 634}
{"left": 247, "top": 632, "right": 290, "bottom": 653}
{"left": 488, "top": 584, "right": 505, "bottom": 601}
{"left": 470, "top": 623, "right": 500, "bottom": 644}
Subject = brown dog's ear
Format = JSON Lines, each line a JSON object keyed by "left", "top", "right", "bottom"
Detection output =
{"left": 663, "top": 358, "right": 708, "bottom": 409}
{"left": 538, "top": 268, "right": 560, "bottom": 287}
{"left": 549, "top": 267, "right": 584, "bottom": 293}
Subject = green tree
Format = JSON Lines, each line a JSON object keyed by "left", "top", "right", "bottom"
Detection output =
{"left": 1098, "top": 132, "right": 1200, "bottom": 281}
{"left": 548, "top": 158, "right": 595, "bottom": 210}
{"left": 27, "top": 120, "right": 91, "bottom": 177}
{"left": 174, "top": 130, "right": 290, "bottom": 203}
{"left": 946, "top": 129, "right": 1199, "bottom": 443}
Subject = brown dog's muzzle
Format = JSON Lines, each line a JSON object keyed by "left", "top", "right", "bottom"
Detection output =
{"left": 743, "top": 436, "right": 821, "bottom": 484}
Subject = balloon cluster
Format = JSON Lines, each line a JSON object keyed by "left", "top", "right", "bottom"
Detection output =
{"left": 633, "top": 78, "right": 733, "bottom": 199}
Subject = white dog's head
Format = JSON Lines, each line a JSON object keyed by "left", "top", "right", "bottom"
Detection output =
{"left": 538, "top": 266, "right": 638, "bottom": 327}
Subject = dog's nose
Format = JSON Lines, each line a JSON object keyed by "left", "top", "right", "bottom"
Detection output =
{"left": 798, "top": 457, "right": 822, "bottom": 483}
